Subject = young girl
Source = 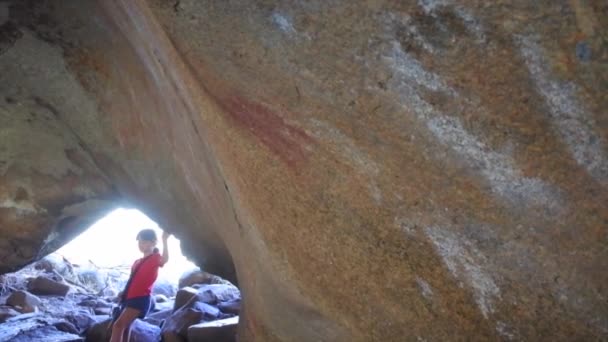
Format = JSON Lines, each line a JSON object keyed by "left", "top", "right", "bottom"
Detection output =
{"left": 110, "top": 229, "right": 170, "bottom": 342}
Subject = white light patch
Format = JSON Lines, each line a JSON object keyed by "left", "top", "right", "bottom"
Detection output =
{"left": 271, "top": 12, "right": 296, "bottom": 35}
{"left": 517, "top": 35, "right": 608, "bottom": 185}
{"left": 425, "top": 226, "right": 500, "bottom": 318}
{"left": 308, "top": 119, "right": 383, "bottom": 204}
{"left": 382, "top": 42, "right": 560, "bottom": 208}
{"left": 0, "top": 198, "right": 42, "bottom": 216}
{"left": 416, "top": 276, "right": 434, "bottom": 300}
{"left": 427, "top": 115, "right": 560, "bottom": 208}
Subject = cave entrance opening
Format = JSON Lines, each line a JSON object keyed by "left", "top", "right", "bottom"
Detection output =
{"left": 55, "top": 208, "right": 197, "bottom": 296}
{"left": 0, "top": 208, "right": 241, "bottom": 340}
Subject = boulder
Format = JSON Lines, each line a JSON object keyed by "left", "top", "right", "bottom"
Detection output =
{"left": 161, "top": 307, "right": 204, "bottom": 339}
{"left": 174, "top": 284, "right": 239, "bottom": 312}
{"left": 154, "top": 294, "right": 168, "bottom": 303}
{"left": 82, "top": 318, "right": 110, "bottom": 342}
{"left": 191, "top": 301, "right": 220, "bottom": 321}
{"left": 77, "top": 297, "right": 112, "bottom": 309}
{"left": 187, "top": 316, "right": 239, "bottom": 342}
{"left": 130, "top": 319, "right": 162, "bottom": 342}
{"left": 54, "top": 321, "right": 80, "bottom": 335}
{"left": 86, "top": 318, "right": 160, "bottom": 342}
{"left": 0, "top": 305, "right": 21, "bottom": 323}
{"left": 173, "top": 287, "right": 197, "bottom": 312}
{"left": 153, "top": 300, "right": 174, "bottom": 313}
{"left": 65, "top": 310, "right": 97, "bottom": 334}
{"left": 195, "top": 284, "right": 240, "bottom": 305}
{"left": 144, "top": 308, "right": 172, "bottom": 327}
{"left": 152, "top": 278, "right": 176, "bottom": 297}
{"left": 217, "top": 299, "right": 241, "bottom": 315}
{"left": 178, "top": 269, "right": 232, "bottom": 289}
{"left": 93, "top": 307, "right": 111, "bottom": 316}
{"left": 161, "top": 332, "right": 186, "bottom": 342}
{"left": 101, "top": 287, "right": 118, "bottom": 298}
{"left": 6, "top": 290, "right": 41, "bottom": 313}
{"left": 162, "top": 295, "right": 223, "bottom": 338}
{"left": 27, "top": 276, "right": 70, "bottom": 296}
{"left": 7, "top": 325, "right": 83, "bottom": 342}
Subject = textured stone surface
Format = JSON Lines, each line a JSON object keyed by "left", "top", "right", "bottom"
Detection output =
{"left": 178, "top": 268, "right": 232, "bottom": 288}
{"left": 188, "top": 316, "right": 239, "bottom": 342}
{"left": 0, "top": 15, "right": 119, "bottom": 273}
{"left": 86, "top": 318, "right": 160, "bottom": 342}
{"left": 0, "top": 0, "right": 606, "bottom": 341}
{"left": 6, "top": 290, "right": 41, "bottom": 313}
{"left": 0, "top": 305, "right": 21, "bottom": 322}
{"left": 27, "top": 276, "right": 70, "bottom": 296}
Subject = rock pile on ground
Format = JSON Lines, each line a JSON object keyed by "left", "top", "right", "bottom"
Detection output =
{"left": 0, "top": 255, "right": 238, "bottom": 341}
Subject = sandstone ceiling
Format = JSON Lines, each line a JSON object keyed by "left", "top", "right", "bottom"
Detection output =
{"left": 0, "top": 0, "right": 606, "bottom": 340}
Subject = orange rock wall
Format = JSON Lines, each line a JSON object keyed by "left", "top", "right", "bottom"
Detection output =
{"left": 0, "top": 0, "right": 606, "bottom": 340}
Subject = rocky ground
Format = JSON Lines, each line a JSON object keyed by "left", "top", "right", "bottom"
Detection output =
{"left": 0, "top": 254, "right": 240, "bottom": 341}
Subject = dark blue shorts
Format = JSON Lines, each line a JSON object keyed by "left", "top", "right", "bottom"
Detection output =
{"left": 113, "top": 295, "right": 152, "bottom": 321}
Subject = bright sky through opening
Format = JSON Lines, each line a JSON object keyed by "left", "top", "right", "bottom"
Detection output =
{"left": 57, "top": 208, "right": 196, "bottom": 282}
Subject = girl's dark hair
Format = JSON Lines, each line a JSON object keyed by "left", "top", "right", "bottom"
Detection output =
{"left": 136, "top": 229, "right": 157, "bottom": 242}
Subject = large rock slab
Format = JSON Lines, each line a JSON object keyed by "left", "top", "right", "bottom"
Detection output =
{"left": 4, "top": 325, "right": 83, "bottom": 342}
{"left": 195, "top": 284, "right": 240, "bottom": 306}
{"left": 0, "top": 0, "right": 607, "bottom": 341}
{"left": 27, "top": 276, "right": 70, "bottom": 296}
{"left": 188, "top": 316, "right": 238, "bottom": 342}
{"left": 161, "top": 307, "right": 204, "bottom": 339}
{"left": 178, "top": 269, "right": 232, "bottom": 288}
{"left": 0, "top": 305, "right": 21, "bottom": 323}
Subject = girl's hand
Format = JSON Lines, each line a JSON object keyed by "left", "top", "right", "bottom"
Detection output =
{"left": 162, "top": 231, "right": 171, "bottom": 241}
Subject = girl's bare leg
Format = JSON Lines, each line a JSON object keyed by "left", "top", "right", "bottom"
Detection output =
{"left": 110, "top": 307, "right": 140, "bottom": 342}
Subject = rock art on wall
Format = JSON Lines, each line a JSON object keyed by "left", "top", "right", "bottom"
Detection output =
{"left": 0, "top": 0, "right": 606, "bottom": 340}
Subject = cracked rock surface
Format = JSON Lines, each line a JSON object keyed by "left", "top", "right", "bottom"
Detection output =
{"left": 0, "top": 0, "right": 606, "bottom": 340}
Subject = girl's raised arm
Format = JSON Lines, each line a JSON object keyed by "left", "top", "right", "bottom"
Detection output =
{"left": 160, "top": 231, "right": 170, "bottom": 266}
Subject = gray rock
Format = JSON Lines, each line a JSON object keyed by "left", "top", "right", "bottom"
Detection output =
{"left": 152, "top": 278, "right": 175, "bottom": 297}
{"left": 218, "top": 299, "right": 241, "bottom": 315}
{"left": 65, "top": 310, "right": 97, "bottom": 334}
{"left": 153, "top": 299, "right": 174, "bottom": 312}
{"left": 144, "top": 308, "right": 172, "bottom": 327}
{"left": 101, "top": 287, "right": 118, "bottom": 298}
{"left": 161, "top": 307, "right": 204, "bottom": 339}
{"left": 187, "top": 316, "right": 238, "bottom": 342}
{"left": 154, "top": 294, "right": 168, "bottom": 303}
{"left": 6, "top": 290, "right": 41, "bottom": 313}
{"left": 192, "top": 301, "right": 220, "bottom": 320}
{"left": 130, "top": 319, "right": 161, "bottom": 342}
{"left": 173, "top": 284, "right": 240, "bottom": 312}
{"left": 27, "top": 276, "right": 70, "bottom": 296}
{"left": 77, "top": 297, "right": 112, "bottom": 309}
{"left": 7, "top": 325, "right": 83, "bottom": 342}
{"left": 0, "top": 305, "right": 21, "bottom": 323}
{"left": 161, "top": 331, "right": 185, "bottom": 342}
{"left": 54, "top": 321, "right": 80, "bottom": 335}
{"left": 93, "top": 307, "right": 111, "bottom": 316}
{"left": 195, "top": 284, "right": 241, "bottom": 305}
{"left": 178, "top": 269, "right": 231, "bottom": 289}
{"left": 86, "top": 318, "right": 160, "bottom": 342}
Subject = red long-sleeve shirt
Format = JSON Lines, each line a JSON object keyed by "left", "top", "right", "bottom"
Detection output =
{"left": 126, "top": 253, "right": 162, "bottom": 299}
